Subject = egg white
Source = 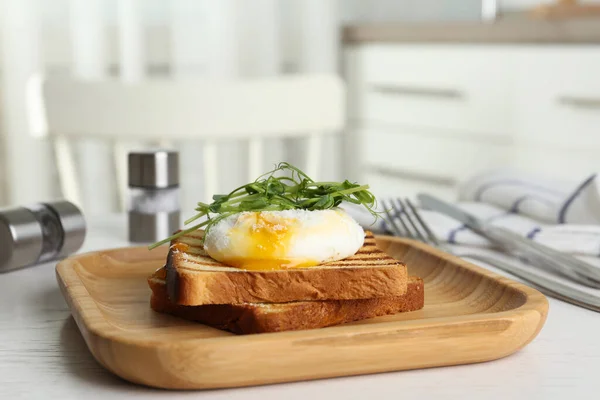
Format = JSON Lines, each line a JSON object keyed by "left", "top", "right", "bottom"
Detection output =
{"left": 203, "top": 209, "right": 365, "bottom": 270}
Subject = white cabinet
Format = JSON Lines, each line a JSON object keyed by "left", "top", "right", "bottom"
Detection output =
{"left": 345, "top": 44, "right": 600, "bottom": 200}
{"left": 515, "top": 47, "right": 600, "bottom": 150}
{"left": 513, "top": 47, "right": 600, "bottom": 179}
{"left": 359, "top": 45, "right": 517, "bottom": 138}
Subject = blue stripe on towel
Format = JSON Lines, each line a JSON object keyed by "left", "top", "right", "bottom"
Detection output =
{"left": 526, "top": 227, "right": 541, "bottom": 239}
{"left": 510, "top": 195, "right": 529, "bottom": 212}
{"left": 558, "top": 174, "right": 597, "bottom": 224}
{"left": 447, "top": 224, "right": 465, "bottom": 244}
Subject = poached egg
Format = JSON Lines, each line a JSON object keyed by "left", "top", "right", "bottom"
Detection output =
{"left": 203, "top": 209, "right": 365, "bottom": 270}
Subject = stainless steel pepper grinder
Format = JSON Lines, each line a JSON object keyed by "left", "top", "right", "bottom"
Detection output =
{"left": 0, "top": 200, "right": 86, "bottom": 272}
{"left": 128, "top": 150, "right": 180, "bottom": 243}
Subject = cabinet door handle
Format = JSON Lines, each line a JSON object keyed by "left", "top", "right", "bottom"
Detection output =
{"left": 558, "top": 96, "right": 600, "bottom": 109}
{"left": 370, "top": 84, "right": 465, "bottom": 100}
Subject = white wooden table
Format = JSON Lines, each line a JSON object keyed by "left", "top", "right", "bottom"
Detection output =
{"left": 1, "top": 216, "right": 599, "bottom": 399}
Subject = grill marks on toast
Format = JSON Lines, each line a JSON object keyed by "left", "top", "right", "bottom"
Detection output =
{"left": 173, "top": 232, "right": 398, "bottom": 271}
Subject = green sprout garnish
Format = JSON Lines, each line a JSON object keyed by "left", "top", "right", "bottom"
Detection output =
{"left": 148, "top": 162, "right": 379, "bottom": 250}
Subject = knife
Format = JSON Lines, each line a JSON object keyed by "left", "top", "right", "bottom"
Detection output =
{"left": 462, "top": 252, "right": 600, "bottom": 312}
{"left": 418, "top": 193, "right": 600, "bottom": 289}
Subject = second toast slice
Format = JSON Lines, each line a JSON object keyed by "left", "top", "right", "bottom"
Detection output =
{"left": 165, "top": 231, "right": 408, "bottom": 305}
{"left": 150, "top": 271, "right": 424, "bottom": 334}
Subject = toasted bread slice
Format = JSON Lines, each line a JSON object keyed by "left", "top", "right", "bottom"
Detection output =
{"left": 149, "top": 271, "right": 424, "bottom": 334}
{"left": 164, "top": 231, "right": 408, "bottom": 305}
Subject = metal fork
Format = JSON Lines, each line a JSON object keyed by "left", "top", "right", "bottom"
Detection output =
{"left": 380, "top": 198, "right": 600, "bottom": 312}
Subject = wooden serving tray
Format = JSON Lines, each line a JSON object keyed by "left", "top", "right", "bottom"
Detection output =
{"left": 56, "top": 236, "right": 548, "bottom": 389}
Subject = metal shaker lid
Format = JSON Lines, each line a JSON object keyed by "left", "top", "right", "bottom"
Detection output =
{"left": 0, "top": 207, "right": 44, "bottom": 271}
{"left": 128, "top": 150, "right": 179, "bottom": 188}
{"left": 45, "top": 200, "right": 86, "bottom": 258}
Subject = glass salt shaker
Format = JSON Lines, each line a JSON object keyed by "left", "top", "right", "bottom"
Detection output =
{"left": 0, "top": 200, "right": 86, "bottom": 272}
{"left": 128, "top": 150, "right": 180, "bottom": 243}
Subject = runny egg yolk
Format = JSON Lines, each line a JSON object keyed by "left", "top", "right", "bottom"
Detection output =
{"left": 219, "top": 213, "right": 319, "bottom": 270}
{"left": 203, "top": 209, "right": 365, "bottom": 271}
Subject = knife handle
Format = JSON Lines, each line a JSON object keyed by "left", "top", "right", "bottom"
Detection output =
{"left": 463, "top": 253, "right": 600, "bottom": 312}
{"left": 483, "top": 226, "right": 600, "bottom": 289}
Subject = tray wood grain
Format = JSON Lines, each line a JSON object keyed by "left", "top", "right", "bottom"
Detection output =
{"left": 56, "top": 236, "right": 548, "bottom": 389}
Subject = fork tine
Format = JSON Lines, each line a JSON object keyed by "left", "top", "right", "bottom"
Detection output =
{"left": 389, "top": 200, "right": 415, "bottom": 239}
{"left": 397, "top": 198, "right": 428, "bottom": 243}
{"left": 405, "top": 198, "right": 442, "bottom": 247}
{"left": 380, "top": 199, "right": 404, "bottom": 237}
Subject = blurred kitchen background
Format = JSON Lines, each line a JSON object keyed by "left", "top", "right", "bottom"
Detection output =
{"left": 1, "top": 0, "right": 600, "bottom": 216}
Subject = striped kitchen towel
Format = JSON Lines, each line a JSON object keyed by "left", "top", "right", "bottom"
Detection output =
{"left": 343, "top": 170, "right": 600, "bottom": 258}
